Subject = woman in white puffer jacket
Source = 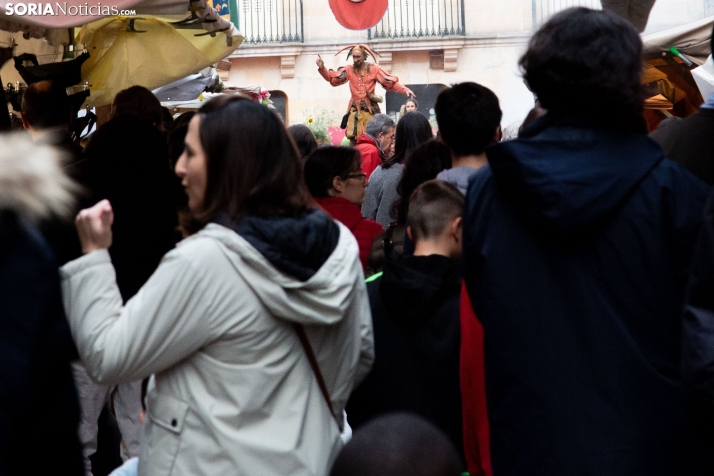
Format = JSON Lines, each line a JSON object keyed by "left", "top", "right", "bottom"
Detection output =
{"left": 61, "top": 96, "right": 374, "bottom": 476}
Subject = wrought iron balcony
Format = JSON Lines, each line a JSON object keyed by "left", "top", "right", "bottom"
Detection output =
{"left": 367, "top": 0, "right": 465, "bottom": 40}
{"left": 237, "top": 0, "right": 304, "bottom": 44}
{"left": 532, "top": 0, "right": 600, "bottom": 29}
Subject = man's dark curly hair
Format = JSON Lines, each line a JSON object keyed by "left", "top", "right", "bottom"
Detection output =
{"left": 519, "top": 7, "right": 645, "bottom": 133}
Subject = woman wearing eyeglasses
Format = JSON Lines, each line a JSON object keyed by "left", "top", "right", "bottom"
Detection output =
{"left": 304, "top": 146, "right": 383, "bottom": 271}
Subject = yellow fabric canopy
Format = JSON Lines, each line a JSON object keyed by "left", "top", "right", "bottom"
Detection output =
{"left": 77, "top": 16, "right": 242, "bottom": 107}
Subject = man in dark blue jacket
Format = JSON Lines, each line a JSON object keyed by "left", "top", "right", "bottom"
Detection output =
{"left": 681, "top": 192, "right": 714, "bottom": 439}
{"left": 462, "top": 7, "right": 713, "bottom": 476}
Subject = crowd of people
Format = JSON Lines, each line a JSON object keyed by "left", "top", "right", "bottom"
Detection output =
{"left": 2, "top": 6, "right": 714, "bottom": 476}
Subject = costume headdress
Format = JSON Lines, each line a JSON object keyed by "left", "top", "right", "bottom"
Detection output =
{"left": 334, "top": 44, "right": 380, "bottom": 63}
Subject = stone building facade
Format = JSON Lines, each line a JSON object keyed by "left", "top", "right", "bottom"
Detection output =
{"left": 225, "top": 0, "right": 712, "bottom": 129}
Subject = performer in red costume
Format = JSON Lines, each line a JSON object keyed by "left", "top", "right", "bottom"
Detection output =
{"left": 317, "top": 44, "right": 415, "bottom": 142}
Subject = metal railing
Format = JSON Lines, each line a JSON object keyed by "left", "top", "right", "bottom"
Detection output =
{"left": 237, "top": 0, "right": 303, "bottom": 44}
{"left": 532, "top": 0, "right": 600, "bottom": 29}
{"left": 367, "top": 0, "right": 465, "bottom": 40}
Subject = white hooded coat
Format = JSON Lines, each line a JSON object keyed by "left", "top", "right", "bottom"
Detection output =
{"left": 61, "top": 221, "right": 374, "bottom": 476}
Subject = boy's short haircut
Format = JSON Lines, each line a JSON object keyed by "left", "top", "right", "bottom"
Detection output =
{"left": 408, "top": 180, "right": 464, "bottom": 243}
{"left": 435, "top": 82, "right": 502, "bottom": 157}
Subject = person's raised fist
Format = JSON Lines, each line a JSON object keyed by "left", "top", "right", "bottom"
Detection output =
{"left": 75, "top": 199, "right": 114, "bottom": 254}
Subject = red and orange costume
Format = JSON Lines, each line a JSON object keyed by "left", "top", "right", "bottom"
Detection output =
{"left": 318, "top": 46, "right": 411, "bottom": 140}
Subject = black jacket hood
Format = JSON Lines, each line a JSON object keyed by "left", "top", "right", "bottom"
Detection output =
{"left": 215, "top": 209, "right": 340, "bottom": 282}
{"left": 488, "top": 115, "right": 665, "bottom": 235}
{"left": 379, "top": 254, "right": 461, "bottom": 322}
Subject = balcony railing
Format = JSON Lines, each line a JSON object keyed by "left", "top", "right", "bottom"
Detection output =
{"left": 237, "top": 0, "right": 303, "bottom": 44}
{"left": 532, "top": 0, "right": 600, "bottom": 29}
{"left": 367, "top": 0, "right": 465, "bottom": 40}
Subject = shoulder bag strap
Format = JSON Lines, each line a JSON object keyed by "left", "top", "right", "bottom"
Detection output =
{"left": 293, "top": 323, "right": 339, "bottom": 425}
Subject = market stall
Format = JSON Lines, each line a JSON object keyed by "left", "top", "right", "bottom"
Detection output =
{"left": 0, "top": 0, "right": 242, "bottom": 132}
{"left": 641, "top": 16, "right": 713, "bottom": 129}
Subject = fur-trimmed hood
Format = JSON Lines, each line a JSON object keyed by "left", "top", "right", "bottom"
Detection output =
{"left": 0, "top": 133, "right": 76, "bottom": 221}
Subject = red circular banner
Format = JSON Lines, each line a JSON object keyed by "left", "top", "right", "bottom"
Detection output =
{"left": 329, "top": 0, "right": 388, "bottom": 31}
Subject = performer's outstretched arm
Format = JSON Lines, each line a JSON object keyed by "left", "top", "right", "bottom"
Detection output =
{"left": 316, "top": 55, "right": 349, "bottom": 87}
{"left": 374, "top": 64, "right": 415, "bottom": 98}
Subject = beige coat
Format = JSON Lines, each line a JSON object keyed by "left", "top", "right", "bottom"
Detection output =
{"left": 61, "top": 222, "right": 374, "bottom": 476}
